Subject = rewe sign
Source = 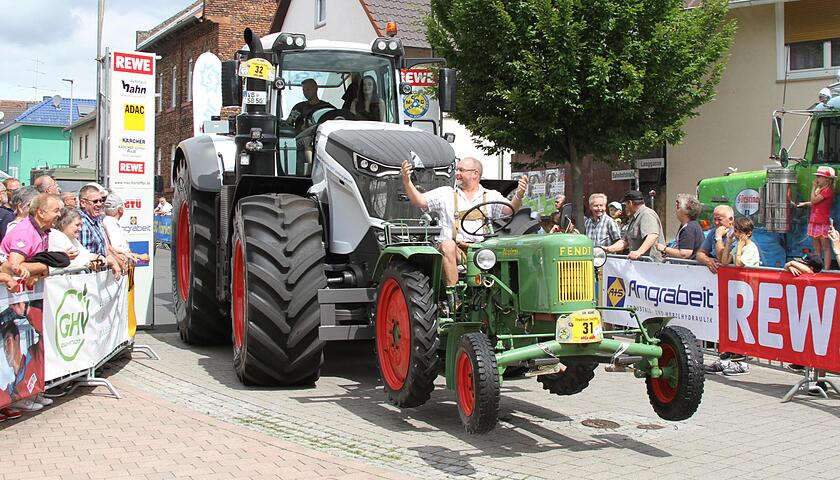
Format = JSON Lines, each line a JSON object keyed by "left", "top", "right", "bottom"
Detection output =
{"left": 718, "top": 266, "right": 840, "bottom": 371}
{"left": 113, "top": 52, "right": 154, "bottom": 75}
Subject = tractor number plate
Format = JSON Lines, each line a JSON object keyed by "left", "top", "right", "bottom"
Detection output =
{"left": 556, "top": 310, "right": 602, "bottom": 343}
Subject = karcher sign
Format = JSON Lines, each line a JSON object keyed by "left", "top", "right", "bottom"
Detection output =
{"left": 601, "top": 258, "right": 719, "bottom": 341}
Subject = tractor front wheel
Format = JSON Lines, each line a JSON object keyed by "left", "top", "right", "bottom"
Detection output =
{"left": 375, "top": 259, "right": 440, "bottom": 407}
{"left": 455, "top": 332, "right": 500, "bottom": 434}
{"left": 646, "top": 326, "right": 705, "bottom": 421}
{"left": 536, "top": 361, "right": 599, "bottom": 395}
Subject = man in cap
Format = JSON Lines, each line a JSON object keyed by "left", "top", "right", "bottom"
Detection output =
{"left": 604, "top": 190, "right": 664, "bottom": 261}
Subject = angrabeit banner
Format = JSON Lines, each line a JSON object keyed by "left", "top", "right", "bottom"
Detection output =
{"left": 43, "top": 272, "right": 129, "bottom": 381}
{"left": 718, "top": 266, "right": 840, "bottom": 371}
{"left": 0, "top": 282, "right": 46, "bottom": 409}
{"left": 601, "top": 258, "right": 719, "bottom": 341}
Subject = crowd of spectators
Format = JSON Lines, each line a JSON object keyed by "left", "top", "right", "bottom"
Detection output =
{"left": 0, "top": 175, "right": 157, "bottom": 420}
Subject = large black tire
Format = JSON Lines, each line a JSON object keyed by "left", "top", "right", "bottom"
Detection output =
{"left": 455, "top": 332, "right": 500, "bottom": 434}
{"left": 536, "top": 361, "right": 599, "bottom": 395}
{"left": 171, "top": 163, "right": 229, "bottom": 344}
{"left": 646, "top": 326, "right": 705, "bottom": 421}
{"left": 230, "top": 194, "right": 327, "bottom": 386}
{"left": 375, "top": 259, "right": 440, "bottom": 407}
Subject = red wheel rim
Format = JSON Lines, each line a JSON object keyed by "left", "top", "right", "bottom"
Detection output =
{"left": 456, "top": 350, "right": 475, "bottom": 417}
{"left": 651, "top": 343, "right": 678, "bottom": 404}
{"left": 232, "top": 240, "right": 245, "bottom": 350}
{"left": 375, "top": 278, "right": 411, "bottom": 390}
{"left": 176, "top": 203, "right": 190, "bottom": 301}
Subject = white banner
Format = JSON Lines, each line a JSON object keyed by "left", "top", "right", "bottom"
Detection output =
{"left": 601, "top": 258, "right": 719, "bottom": 342}
{"left": 43, "top": 272, "right": 128, "bottom": 381}
{"left": 108, "top": 50, "right": 156, "bottom": 326}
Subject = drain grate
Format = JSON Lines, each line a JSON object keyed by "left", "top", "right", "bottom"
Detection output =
{"left": 581, "top": 418, "right": 620, "bottom": 429}
{"left": 637, "top": 423, "right": 665, "bottom": 430}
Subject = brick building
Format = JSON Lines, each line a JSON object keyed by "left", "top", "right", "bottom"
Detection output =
{"left": 136, "top": 0, "right": 277, "bottom": 195}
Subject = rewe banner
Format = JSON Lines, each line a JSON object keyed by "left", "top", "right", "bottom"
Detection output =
{"left": 718, "top": 266, "right": 840, "bottom": 371}
{"left": 600, "top": 258, "right": 719, "bottom": 342}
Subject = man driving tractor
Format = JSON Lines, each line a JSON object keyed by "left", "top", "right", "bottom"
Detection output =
{"left": 400, "top": 157, "right": 528, "bottom": 286}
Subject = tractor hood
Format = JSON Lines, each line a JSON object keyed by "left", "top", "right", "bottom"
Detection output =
{"left": 325, "top": 122, "right": 455, "bottom": 168}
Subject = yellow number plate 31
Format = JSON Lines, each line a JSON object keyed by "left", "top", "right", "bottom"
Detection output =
{"left": 556, "top": 309, "right": 603, "bottom": 343}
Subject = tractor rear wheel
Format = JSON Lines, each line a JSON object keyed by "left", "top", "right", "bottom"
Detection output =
{"left": 231, "top": 194, "right": 327, "bottom": 386}
{"left": 375, "top": 259, "right": 440, "bottom": 407}
{"left": 171, "top": 163, "right": 229, "bottom": 344}
{"left": 646, "top": 326, "right": 704, "bottom": 421}
{"left": 537, "top": 361, "right": 599, "bottom": 395}
{"left": 455, "top": 332, "right": 500, "bottom": 434}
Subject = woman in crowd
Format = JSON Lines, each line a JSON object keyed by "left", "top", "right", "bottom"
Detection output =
{"left": 5, "top": 186, "right": 39, "bottom": 235}
{"left": 350, "top": 75, "right": 386, "bottom": 122}
{"left": 656, "top": 193, "right": 704, "bottom": 260}
{"left": 48, "top": 208, "right": 121, "bottom": 278}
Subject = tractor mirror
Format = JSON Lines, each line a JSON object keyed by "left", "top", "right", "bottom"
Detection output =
{"left": 221, "top": 60, "right": 242, "bottom": 107}
{"left": 780, "top": 148, "right": 789, "bottom": 168}
{"left": 438, "top": 68, "right": 457, "bottom": 112}
{"left": 559, "top": 203, "right": 574, "bottom": 233}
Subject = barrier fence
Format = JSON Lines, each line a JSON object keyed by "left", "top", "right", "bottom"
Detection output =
{"left": 154, "top": 214, "right": 171, "bottom": 248}
{"left": 602, "top": 255, "right": 840, "bottom": 400}
{"left": 1, "top": 267, "right": 158, "bottom": 410}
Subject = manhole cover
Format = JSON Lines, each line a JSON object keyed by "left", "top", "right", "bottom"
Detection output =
{"left": 637, "top": 423, "right": 665, "bottom": 430}
{"left": 581, "top": 418, "right": 620, "bottom": 429}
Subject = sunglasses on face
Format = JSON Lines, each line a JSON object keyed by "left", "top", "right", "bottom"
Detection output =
{"left": 84, "top": 198, "right": 105, "bottom": 204}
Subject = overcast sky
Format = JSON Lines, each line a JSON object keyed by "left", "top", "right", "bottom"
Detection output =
{"left": 0, "top": 0, "right": 182, "bottom": 101}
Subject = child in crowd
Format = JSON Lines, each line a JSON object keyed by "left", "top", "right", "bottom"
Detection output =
{"left": 783, "top": 254, "right": 824, "bottom": 276}
{"left": 720, "top": 217, "right": 760, "bottom": 267}
{"left": 797, "top": 166, "right": 835, "bottom": 270}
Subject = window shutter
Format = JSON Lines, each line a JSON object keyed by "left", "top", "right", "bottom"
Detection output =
{"left": 785, "top": 0, "right": 840, "bottom": 44}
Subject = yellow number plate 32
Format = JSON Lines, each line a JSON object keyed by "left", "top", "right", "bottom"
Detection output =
{"left": 556, "top": 309, "right": 603, "bottom": 343}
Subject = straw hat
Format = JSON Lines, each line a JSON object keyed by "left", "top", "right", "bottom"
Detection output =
{"left": 815, "top": 166, "right": 836, "bottom": 178}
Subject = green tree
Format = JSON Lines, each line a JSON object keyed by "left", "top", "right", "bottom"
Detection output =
{"left": 428, "top": 0, "right": 735, "bottom": 224}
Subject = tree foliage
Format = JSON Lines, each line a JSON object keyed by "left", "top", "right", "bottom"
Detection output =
{"left": 427, "top": 0, "right": 736, "bottom": 166}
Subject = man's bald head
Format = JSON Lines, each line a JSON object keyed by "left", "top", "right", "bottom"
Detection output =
{"left": 461, "top": 157, "right": 483, "bottom": 177}
{"left": 713, "top": 204, "right": 734, "bottom": 227}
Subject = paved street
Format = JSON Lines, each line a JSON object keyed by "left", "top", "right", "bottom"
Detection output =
{"left": 3, "top": 249, "right": 840, "bottom": 479}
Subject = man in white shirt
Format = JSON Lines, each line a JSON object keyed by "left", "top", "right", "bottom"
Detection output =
{"left": 401, "top": 157, "right": 528, "bottom": 286}
{"left": 103, "top": 194, "right": 149, "bottom": 264}
{"left": 154, "top": 196, "right": 173, "bottom": 215}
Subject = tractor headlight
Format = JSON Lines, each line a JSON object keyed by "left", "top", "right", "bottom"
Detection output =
{"left": 474, "top": 249, "right": 497, "bottom": 270}
{"left": 593, "top": 247, "right": 607, "bottom": 268}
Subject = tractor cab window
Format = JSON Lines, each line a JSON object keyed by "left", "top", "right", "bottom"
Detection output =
{"left": 813, "top": 116, "right": 840, "bottom": 164}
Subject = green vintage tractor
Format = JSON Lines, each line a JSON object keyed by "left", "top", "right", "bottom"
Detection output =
{"left": 373, "top": 202, "right": 705, "bottom": 433}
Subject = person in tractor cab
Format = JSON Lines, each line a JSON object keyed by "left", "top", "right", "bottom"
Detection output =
{"left": 401, "top": 157, "right": 528, "bottom": 287}
{"left": 284, "top": 78, "right": 334, "bottom": 132}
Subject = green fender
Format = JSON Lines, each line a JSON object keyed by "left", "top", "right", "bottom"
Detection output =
{"left": 373, "top": 245, "right": 443, "bottom": 299}
{"left": 641, "top": 316, "right": 673, "bottom": 341}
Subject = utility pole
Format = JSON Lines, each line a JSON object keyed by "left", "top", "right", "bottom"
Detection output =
{"left": 96, "top": 0, "right": 106, "bottom": 183}
{"left": 62, "top": 78, "right": 75, "bottom": 165}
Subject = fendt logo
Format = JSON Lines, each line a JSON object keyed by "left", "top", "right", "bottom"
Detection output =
{"left": 606, "top": 276, "right": 626, "bottom": 307}
{"left": 118, "top": 161, "right": 145, "bottom": 174}
{"left": 114, "top": 52, "right": 153, "bottom": 75}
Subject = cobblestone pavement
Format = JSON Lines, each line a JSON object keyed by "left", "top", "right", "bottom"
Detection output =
{"left": 115, "top": 328, "right": 840, "bottom": 480}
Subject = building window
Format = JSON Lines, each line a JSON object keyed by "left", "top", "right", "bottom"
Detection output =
{"left": 157, "top": 72, "right": 163, "bottom": 112}
{"left": 171, "top": 65, "right": 177, "bottom": 108}
{"left": 79, "top": 139, "right": 83, "bottom": 160}
{"left": 0, "top": 140, "right": 4, "bottom": 158}
{"left": 157, "top": 148, "right": 162, "bottom": 175}
{"left": 84, "top": 134, "right": 89, "bottom": 158}
{"left": 12, "top": 134, "right": 19, "bottom": 152}
{"left": 315, "top": 0, "right": 326, "bottom": 28}
{"left": 782, "top": 2, "right": 840, "bottom": 77}
{"left": 187, "top": 58, "right": 193, "bottom": 102}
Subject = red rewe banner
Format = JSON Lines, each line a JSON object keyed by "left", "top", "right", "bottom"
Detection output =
{"left": 113, "top": 52, "right": 154, "bottom": 75}
{"left": 402, "top": 69, "right": 436, "bottom": 87}
{"left": 718, "top": 266, "right": 840, "bottom": 371}
{"left": 118, "top": 161, "right": 145, "bottom": 174}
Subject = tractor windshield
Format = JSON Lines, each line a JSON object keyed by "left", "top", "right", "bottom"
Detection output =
{"left": 813, "top": 115, "right": 840, "bottom": 164}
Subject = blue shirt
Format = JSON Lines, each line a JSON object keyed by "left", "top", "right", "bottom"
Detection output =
{"left": 699, "top": 227, "right": 734, "bottom": 259}
{"left": 79, "top": 208, "right": 107, "bottom": 256}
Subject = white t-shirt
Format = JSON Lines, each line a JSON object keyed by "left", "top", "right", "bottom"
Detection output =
{"left": 155, "top": 201, "right": 173, "bottom": 215}
{"left": 422, "top": 185, "right": 506, "bottom": 242}
{"left": 103, "top": 215, "right": 130, "bottom": 253}
{"left": 48, "top": 230, "right": 94, "bottom": 270}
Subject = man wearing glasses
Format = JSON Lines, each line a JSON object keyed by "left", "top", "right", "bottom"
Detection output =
{"left": 78, "top": 185, "right": 108, "bottom": 257}
{"left": 401, "top": 157, "right": 528, "bottom": 287}
{"left": 2, "top": 178, "right": 20, "bottom": 213}
{"left": 0, "top": 184, "right": 13, "bottom": 238}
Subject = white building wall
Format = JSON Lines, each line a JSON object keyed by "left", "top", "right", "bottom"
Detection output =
{"left": 70, "top": 120, "right": 97, "bottom": 170}
{"left": 443, "top": 117, "right": 511, "bottom": 180}
{"left": 281, "top": 1, "right": 378, "bottom": 39}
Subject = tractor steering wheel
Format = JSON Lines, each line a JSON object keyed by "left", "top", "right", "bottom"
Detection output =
{"left": 459, "top": 200, "right": 515, "bottom": 237}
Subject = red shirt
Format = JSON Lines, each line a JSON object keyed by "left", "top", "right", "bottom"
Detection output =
{"left": 810, "top": 187, "right": 834, "bottom": 224}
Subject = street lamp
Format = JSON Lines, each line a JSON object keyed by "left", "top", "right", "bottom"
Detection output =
{"left": 62, "top": 78, "right": 74, "bottom": 165}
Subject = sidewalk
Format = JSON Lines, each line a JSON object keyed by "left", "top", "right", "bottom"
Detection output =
{"left": 0, "top": 379, "right": 407, "bottom": 480}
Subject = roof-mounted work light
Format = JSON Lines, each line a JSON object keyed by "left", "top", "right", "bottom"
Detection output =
{"left": 273, "top": 33, "right": 306, "bottom": 52}
{"left": 371, "top": 37, "right": 403, "bottom": 57}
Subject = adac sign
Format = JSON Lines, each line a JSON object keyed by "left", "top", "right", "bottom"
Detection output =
{"left": 54, "top": 284, "right": 90, "bottom": 361}
{"left": 606, "top": 276, "right": 626, "bottom": 307}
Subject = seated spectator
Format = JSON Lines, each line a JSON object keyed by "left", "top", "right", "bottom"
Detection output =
{"left": 49, "top": 208, "right": 120, "bottom": 277}
{"left": 77, "top": 185, "right": 108, "bottom": 257}
{"left": 103, "top": 194, "right": 148, "bottom": 264}
{"left": 153, "top": 196, "right": 172, "bottom": 215}
{"left": 656, "top": 193, "right": 704, "bottom": 260}
{"left": 584, "top": 193, "right": 621, "bottom": 247}
{"left": 784, "top": 254, "right": 824, "bottom": 277}
{"left": 720, "top": 217, "right": 760, "bottom": 267}
{"left": 0, "top": 193, "right": 62, "bottom": 284}
{"left": 6, "top": 186, "right": 39, "bottom": 234}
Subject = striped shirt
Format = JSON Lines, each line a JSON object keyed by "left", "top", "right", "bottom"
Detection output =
{"left": 79, "top": 208, "right": 108, "bottom": 256}
{"left": 584, "top": 214, "right": 621, "bottom": 248}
